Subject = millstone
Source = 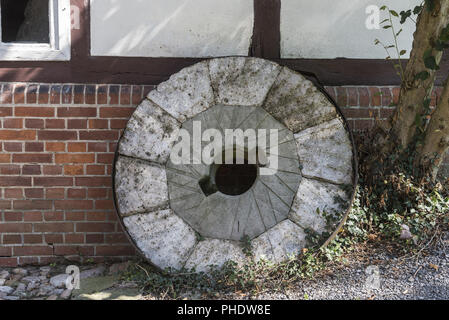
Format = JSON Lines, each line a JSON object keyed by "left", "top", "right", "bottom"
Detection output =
{"left": 113, "top": 57, "right": 357, "bottom": 272}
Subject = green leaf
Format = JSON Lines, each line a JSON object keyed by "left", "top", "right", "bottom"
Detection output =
{"left": 413, "top": 5, "right": 423, "bottom": 15}
{"left": 390, "top": 10, "right": 399, "bottom": 17}
{"left": 400, "top": 50, "right": 407, "bottom": 56}
{"left": 396, "top": 29, "right": 403, "bottom": 36}
{"left": 414, "top": 71, "right": 430, "bottom": 81}
{"left": 383, "top": 25, "right": 392, "bottom": 29}
{"left": 423, "top": 49, "right": 439, "bottom": 70}
{"left": 380, "top": 5, "right": 387, "bottom": 11}
{"left": 400, "top": 10, "right": 411, "bottom": 24}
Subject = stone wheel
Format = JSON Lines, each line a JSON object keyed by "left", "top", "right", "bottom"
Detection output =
{"left": 113, "top": 57, "right": 357, "bottom": 272}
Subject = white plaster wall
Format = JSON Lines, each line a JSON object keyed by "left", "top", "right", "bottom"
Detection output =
{"left": 281, "top": 0, "right": 421, "bottom": 59}
{"left": 90, "top": 0, "right": 253, "bottom": 57}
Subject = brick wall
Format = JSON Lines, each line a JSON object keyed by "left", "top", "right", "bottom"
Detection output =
{"left": 0, "top": 82, "right": 447, "bottom": 267}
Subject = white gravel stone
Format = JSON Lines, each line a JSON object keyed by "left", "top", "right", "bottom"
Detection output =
{"left": 294, "top": 118, "right": 353, "bottom": 185}
{"left": 0, "top": 280, "right": 5, "bottom": 286}
{"left": 0, "top": 286, "right": 14, "bottom": 295}
{"left": 13, "top": 268, "right": 28, "bottom": 276}
{"left": 185, "top": 239, "right": 247, "bottom": 273}
{"left": 252, "top": 220, "right": 307, "bottom": 263}
{"left": 115, "top": 156, "right": 169, "bottom": 216}
{"left": 80, "top": 266, "right": 106, "bottom": 279}
{"left": 49, "top": 274, "right": 71, "bottom": 289}
{"left": 0, "top": 271, "right": 9, "bottom": 279}
{"left": 60, "top": 289, "right": 72, "bottom": 300}
{"left": 209, "top": 57, "right": 281, "bottom": 106}
{"left": 123, "top": 209, "right": 197, "bottom": 270}
{"left": 119, "top": 99, "right": 181, "bottom": 164}
{"left": 289, "top": 178, "right": 350, "bottom": 234}
{"left": 263, "top": 67, "right": 337, "bottom": 133}
{"left": 147, "top": 61, "right": 214, "bottom": 123}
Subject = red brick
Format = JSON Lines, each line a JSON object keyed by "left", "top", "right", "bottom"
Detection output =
{"left": 86, "top": 234, "right": 104, "bottom": 244}
{"left": 132, "top": 85, "right": 143, "bottom": 105}
{"left": 24, "top": 212, "right": 43, "bottom": 222}
{"left": 45, "top": 119, "right": 65, "bottom": 129}
{"left": 0, "top": 223, "right": 32, "bottom": 233}
{"left": 1, "top": 84, "right": 13, "bottom": 104}
{"left": 109, "top": 85, "right": 120, "bottom": 105}
{"left": 13, "top": 200, "right": 52, "bottom": 210}
{"left": 79, "top": 131, "right": 118, "bottom": 141}
{"left": 97, "top": 85, "right": 108, "bottom": 104}
{"left": 73, "top": 85, "right": 85, "bottom": 104}
{"left": 68, "top": 188, "right": 87, "bottom": 199}
{"left": 97, "top": 153, "right": 114, "bottom": 164}
{"left": 57, "top": 107, "right": 97, "bottom": 117}
{"left": 56, "top": 153, "right": 95, "bottom": 164}
{"left": 0, "top": 257, "right": 18, "bottom": 267}
{"left": 64, "top": 165, "right": 84, "bottom": 175}
{"left": 15, "top": 107, "right": 54, "bottom": 117}
{"left": 4, "top": 212, "right": 22, "bottom": 221}
{"left": 25, "top": 119, "right": 44, "bottom": 129}
{"left": 0, "top": 176, "right": 32, "bottom": 186}
{"left": 38, "top": 85, "right": 49, "bottom": 104}
{"left": 0, "top": 154, "right": 11, "bottom": 163}
{"left": 68, "top": 142, "right": 86, "bottom": 152}
{"left": 45, "top": 234, "right": 64, "bottom": 244}
{"left": 50, "top": 85, "right": 62, "bottom": 104}
{"left": 46, "top": 142, "right": 66, "bottom": 152}
{"left": 22, "top": 164, "right": 41, "bottom": 175}
{"left": 89, "top": 119, "right": 109, "bottom": 129}
{"left": 62, "top": 85, "right": 73, "bottom": 104}
{"left": 14, "top": 84, "right": 26, "bottom": 104}
{"left": 38, "top": 130, "right": 77, "bottom": 141}
{"left": 105, "top": 233, "right": 129, "bottom": 244}
{"left": 34, "top": 177, "right": 73, "bottom": 186}
{"left": 100, "top": 107, "right": 134, "bottom": 118}
{"left": 24, "top": 235, "right": 43, "bottom": 244}
{"left": 110, "top": 119, "right": 128, "bottom": 129}
{"left": 76, "top": 222, "right": 115, "bottom": 233}
{"left": 55, "top": 200, "right": 93, "bottom": 210}
{"left": 0, "top": 130, "right": 36, "bottom": 140}
{"left": 88, "top": 142, "right": 107, "bottom": 152}
{"left": 68, "top": 119, "right": 87, "bottom": 129}
{"left": 26, "top": 85, "right": 38, "bottom": 104}
{"left": 65, "top": 212, "right": 85, "bottom": 221}
{"left": 86, "top": 165, "right": 105, "bottom": 175}
{"left": 5, "top": 188, "right": 23, "bottom": 199}
{"left": 46, "top": 188, "right": 65, "bottom": 199}
{"left": 0, "top": 200, "right": 11, "bottom": 209}
{"left": 13, "top": 246, "right": 53, "bottom": 256}
{"left": 4, "top": 142, "right": 22, "bottom": 152}
{"left": 44, "top": 211, "right": 64, "bottom": 221}
{"left": 13, "top": 153, "right": 53, "bottom": 163}
{"left": 65, "top": 233, "right": 84, "bottom": 243}
{"left": 76, "top": 177, "right": 111, "bottom": 187}
{"left": 25, "top": 142, "right": 44, "bottom": 152}
{"left": 358, "top": 87, "right": 370, "bottom": 107}
{"left": 0, "top": 107, "right": 13, "bottom": 117}
{"left": 43, "top": 165, "right": 63, "bottom": 175}
{"left": 95, "top": 199, "right": 114, "bottom": 210}
{"left": 34, "top": 223, "right": 74, "bottom": 233}
{"left": 25, "top": 188, "right": 44, "bottom": 198}
{"left": 120, "top": 86, "right": 131, "bottom": 105}
{"left": 336, "top": 87, "right": 348, "bottom": 107}
{"left": 369, "top": 87, "right": 381, "bottom": 106}
{"left": 0, "top": 164, "right": 20, "bottom": 175}
{"left": 4, "top": 118, "right": 23, "bottom": 129}
{"left": 87, "top": 188, "right": 108, "bottom": 199}
{"left": 85, "top": 85, "right": 96, "bottom": 104}
{"left": 3, "top": 235, "right": 22, "bottom": 245}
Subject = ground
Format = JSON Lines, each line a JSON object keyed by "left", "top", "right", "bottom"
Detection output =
{"left": 1, "top": 232, "right": 448, "bottom": 300}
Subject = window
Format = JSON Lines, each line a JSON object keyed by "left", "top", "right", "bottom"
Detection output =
{"left": 0, "top": 0, "right": 70, "bottom": 61}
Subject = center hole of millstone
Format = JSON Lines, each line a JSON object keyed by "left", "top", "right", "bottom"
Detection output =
{"left": 212, "top": 147, "right": 259, "bottom": 196}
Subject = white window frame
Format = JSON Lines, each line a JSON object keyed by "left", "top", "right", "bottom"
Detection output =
{"left": 0, "top": 0, "right": 71, "bottom": 61}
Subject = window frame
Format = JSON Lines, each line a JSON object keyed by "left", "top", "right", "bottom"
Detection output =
{"left": 0, "top": 0, "right": 71, "bottom": 61}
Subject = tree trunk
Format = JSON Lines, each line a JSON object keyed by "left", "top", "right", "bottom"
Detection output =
{"left": 390, "top": 1, "right": 449, "bottom": 149}
{"left": 418, "top": 76, "right": 449, "bottom": 179}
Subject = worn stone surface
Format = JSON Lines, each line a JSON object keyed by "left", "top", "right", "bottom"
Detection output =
{"left": 115, "top": 156, "right": 169, "bottom": 216}
{"left": 263, "top": 67, "right": 337, "bottom": 133}
{"left": 294, "top": 118, "right": 353, "bottom": 185}
{"left": 123, "top": 210, "right": 197, "bottom": 270}
{"left": 80, "top": 266, "right": 106, "bottom": 279}
{"left": 49, "top": 274, "right": 70, "bottom": 289}
{"left": 72, "top": 275, "right": 120, "bottom": 299}
{"left": 147, "top": 61, "right": 214, "bottom": 122}
{"left": 77, "top": 288, "right": 142, "bottom": 301}
{"left": 209, "top": 57, "right": 281, "bottom": 106}
{"left": 185, "top": 239, "right": 247, "bottom": 272}
{"left": 119, "top": 99, "right": 181, "bottom": 164}
{"left": 252, "top": 220, "right": 307, "bottom": 263}
{"left": 289, "top": 178, "right": 350, "bottom": 235}
{"left": 167, "top": 105, "right": 301, "bottom": 241}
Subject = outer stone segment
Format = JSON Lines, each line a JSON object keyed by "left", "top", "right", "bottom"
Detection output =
{"left": 118, "top": 99, "right": 181, "bottom": 164}
{"left": 123, "top": 210, "right": 197, "bottom": 270}
{"left": 209, "top": 57, "right": 281, "bottom": 106}
{"left": 184, "top": 239, "right": 247, "bottom": 273}
{"left": 252, "top": 220, "right": 307, "bottom": 263}
{"left": 289, "top": 178, "right": 350, "bottom": 235}
{"left": 294, "top": 118, "right": 353, "bottom": 185}
{"left": 263, "top": 67, "right": 337, "bottom": 133}
{"left": 115, "top": 156, "right": 169, "bottom": 216}
{"left": 147, "top": 61, "right": 214, "bottom": 123}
